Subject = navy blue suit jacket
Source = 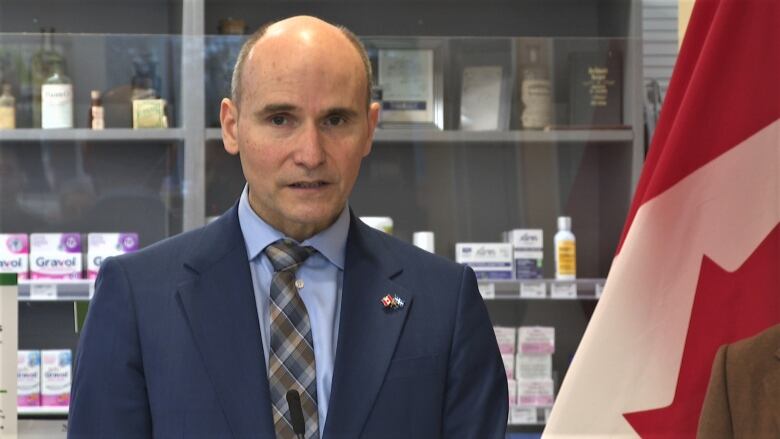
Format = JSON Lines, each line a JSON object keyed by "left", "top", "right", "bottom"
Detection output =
{"left": 68, "top": 205, "right": 508, "bottom": 438}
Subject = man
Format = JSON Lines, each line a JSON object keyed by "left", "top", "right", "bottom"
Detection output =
{"left": 697, "top": 323, "right": 780, "bottom": 438}
{"left": 68, "top": 16, "right": 507, "bottom": 439}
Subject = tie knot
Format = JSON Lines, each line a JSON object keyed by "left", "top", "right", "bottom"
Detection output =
{"left": 265, "top": 239, "right": 316, "bottom": 272}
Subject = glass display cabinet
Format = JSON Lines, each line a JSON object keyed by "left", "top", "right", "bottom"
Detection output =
{"left": 0, "top": 0, "right": 644, "bottom": 436}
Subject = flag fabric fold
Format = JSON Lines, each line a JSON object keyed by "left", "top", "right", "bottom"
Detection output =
{"left": 544, "top": 0, "right": 780, "bottom": 436}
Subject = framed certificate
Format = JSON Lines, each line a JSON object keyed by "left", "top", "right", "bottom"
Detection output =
{"left": 451, "top": 39, "right": 514, "bottom": 131}
{"left": 365, "top": 38, "right": 445, "bottom": 129}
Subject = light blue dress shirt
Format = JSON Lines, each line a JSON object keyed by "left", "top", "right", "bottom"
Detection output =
{"left": 237, "top": 185, "right": 346, "bottom": 437}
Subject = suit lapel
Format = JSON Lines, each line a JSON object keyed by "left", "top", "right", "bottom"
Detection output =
{"left": 176, "top": 205, "right": 275, "bottom": 439}
{"left": 323, "top": 216, "right": 414, "bottom": 438}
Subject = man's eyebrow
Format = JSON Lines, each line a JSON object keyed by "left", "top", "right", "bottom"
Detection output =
{"left": 326, "top": 107, "right": 360, "bottom": 118}
{"left": 256, "top": 103, "right": 298, "bottom": 115}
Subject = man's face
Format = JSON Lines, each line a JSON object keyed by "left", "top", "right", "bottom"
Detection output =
{"left": 221, "top": 24, "right": 379, "bottom": 240}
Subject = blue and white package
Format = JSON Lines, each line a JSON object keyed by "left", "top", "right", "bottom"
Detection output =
{"left": 455, "top": 243, "right": 514, "bottom": 280}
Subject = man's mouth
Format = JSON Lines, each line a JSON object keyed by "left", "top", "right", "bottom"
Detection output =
{"left": 289, "top": 181, "right": 328, "bottom": 189}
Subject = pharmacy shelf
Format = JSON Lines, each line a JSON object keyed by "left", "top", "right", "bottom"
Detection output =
{"left": 478, "top": 278, "right": 606, "bottom": 300}
{"left": 0, "top": 128, "right": 185, "bottom": 142}
{"left": 18, "top": 406, "right": 69, "bottom": 416}
{"left": 205, "top": 127, "right": 633, "bottom": 144}
{"left": 18, "top": 279, "right": 93, "bottom": 302}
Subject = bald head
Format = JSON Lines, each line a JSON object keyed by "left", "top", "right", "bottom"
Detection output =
{"left": 230, "top": 16, "right": 373, "bottom": 111}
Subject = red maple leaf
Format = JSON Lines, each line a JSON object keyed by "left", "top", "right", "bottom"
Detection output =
{"left": 623, "top": 223, "right": 780, "bottom": 437}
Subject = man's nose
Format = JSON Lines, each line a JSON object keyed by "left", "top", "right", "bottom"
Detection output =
{"left": 293, "top": 121, "right": 326, "bottom": 168}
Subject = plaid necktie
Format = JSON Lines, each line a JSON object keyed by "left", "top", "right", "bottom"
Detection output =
{"left": 265, "top": 239, "right": 319, "bottom": 439}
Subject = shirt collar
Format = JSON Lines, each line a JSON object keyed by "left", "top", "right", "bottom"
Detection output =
{"left": 237, "top": 184, "right": 348, "bottom": 270}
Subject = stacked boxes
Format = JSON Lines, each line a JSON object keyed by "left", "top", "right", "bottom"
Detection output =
{"left": 456, "top": 231, "right": 542, "bottom": 283}
{"left": 18, "top": 349, "right": 71, "bottom": 407}
{"left": 513, "top": 327, "right": 555, "bottom": 424}
{"left": 494, "top": 327, "right": 517, "bottom": 411}
{"left": 494, "top": 325, "right": 555, "bottom": 425}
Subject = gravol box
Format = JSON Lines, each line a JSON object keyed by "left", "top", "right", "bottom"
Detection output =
{"left": 0, "top": 234, "right": 29, "bottom": 279}
{"left": 455, "top": 243, "right": 514, "bottom": 280}
{"left": 30, "top": 233, "right": 82, "bottom": 279}
{"left": 17, "top": 350, "right": 41, "bottom": 406}
{"left": 506, "top": 229, "right": 543, "bottom": 279}
{"left": 87, "top": 233, "right": 140, "bottom": 279}
{"left": 41, "top": 350, "right": 71, "bottom": 406}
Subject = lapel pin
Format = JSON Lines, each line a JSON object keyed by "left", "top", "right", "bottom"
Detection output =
{"left": 381, "top": 294, "right": 404, "bottom": 310}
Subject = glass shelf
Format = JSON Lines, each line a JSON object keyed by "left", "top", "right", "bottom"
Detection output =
{"left": 479, "top": 278, "right": 605, "bottom": 300}
{"left": 0, "top": 128, "right": 184, "bottom": 142}
{"left": 18, "top": 279, "right": 93, "bottom": 301}
{"left": 205, "top": 127, "right": 633, "bottom": 144}
{"left": 17, "top": 406, "right": 69, "bottom": 416}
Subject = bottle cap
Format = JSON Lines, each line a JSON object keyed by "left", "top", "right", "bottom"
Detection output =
{"left": 91, "top": 90, "right": 100, "bottom": 99}
{"left": 557, "top": 216, "right": 572, "bottom": 231}
{"left": 413, "top": 231, "right": 435, "bottom": 253}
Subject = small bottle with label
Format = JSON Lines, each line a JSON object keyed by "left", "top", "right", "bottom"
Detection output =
{"left": 554, "top": 216, "right": 576, "bottom": 280}
{"left": 41, "top": 61, "right": 73, "bottom": 129}
{"left": 0, "top": 84, "right": 16, "bottom": 129}
{"left": 89, "top": 90, "right": 105, "bottom": 130}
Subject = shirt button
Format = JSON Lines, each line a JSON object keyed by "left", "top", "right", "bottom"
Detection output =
{"left": 295, "top": 279, "right": 305, "bottom": 289}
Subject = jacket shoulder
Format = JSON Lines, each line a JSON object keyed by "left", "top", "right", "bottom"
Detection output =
{"left": 726, "top": 323, "right": 780, "bottom": 368}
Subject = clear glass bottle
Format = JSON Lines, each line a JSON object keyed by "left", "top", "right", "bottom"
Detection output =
{"left": 41, "top": 61, "right": 73, "bottom": 129}
{"left": 131, "top": 55, "right": 159, "bottom": 101}
{"left": 30, "top": 28, "right": 65, "bottom": 128}
{"left": 521, "top": 44, "right": 553, "bottom": 129}
{"left": 0, "top": 84, "right": 16, "bottom": 129}
{"left": 89, "top": 90, "right": 105, "bottom": 130}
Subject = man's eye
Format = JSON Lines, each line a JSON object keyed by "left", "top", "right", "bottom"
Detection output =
{"left": 325, "top": 115, "right": 346, "bottom": 126}
{"left": 269, "top": 115, "right": 287, "bottom": 126}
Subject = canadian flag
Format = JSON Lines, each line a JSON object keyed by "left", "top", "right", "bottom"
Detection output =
{"left": 544, "top": 0, "right": 780, "bottom": 437}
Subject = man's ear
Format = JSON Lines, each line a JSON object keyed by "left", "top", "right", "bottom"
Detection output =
{"left": 220, "top": 98, "right": 239, "bottom": 155}
{"left": 363, "top": 101, "right": 380, "bottom": 157}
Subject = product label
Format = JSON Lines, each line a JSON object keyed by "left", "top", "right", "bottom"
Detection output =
{"left": 41, "top": 350, "right": 71, "bottom": 406}
{"left": 516, "top": 354, "right": 553, "bottom": 380}
{"left": 30, "top": 233, "right": 82, "bottom": 279}
{"left": 520, "top": 281, "right": 546, "bottom": 299}
{"left": 456, "top": 243, "right": 514, "bottom": 279}
{"left": 493, "top": 326, "right": 517, "bottom": 354}
{"left": 515, "top": 254, "right": 543, "bottom": 279}
{"left": 521, "top": 80, "right": 552, "bottom": 128}
{"left": 133, "top": 99, "right": 165, "bottom": 129}
{"left": 0, "top": 107, "right": 15, "bottom": 129}
{"left": 87, "top": 233, "right": 139, "bottom": 278}
{"left": 0, "top": 234, "right": 29, "bottom": 278}
{"left": 41, "top": 84, "right": 73, "bottom": 129}
{"left": 555, "top": 240, "right": 576, "bottom": 277}
{"left": 518, "top": 327, "right": 555, "bottom": 355}
{"left": 501, "top": 353, "right": 515, "bottom": 380}
{"left": 17, "top": 351, "right": 41, "bottom": 407}
{"left": 507, "top": 379, "right": 517, "bottom": 408}
{"left": 517, "top": 379, "right": 554, "bottom": 407}
{"left": 91, "top": 107, "right": 105, "bottom": 129}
